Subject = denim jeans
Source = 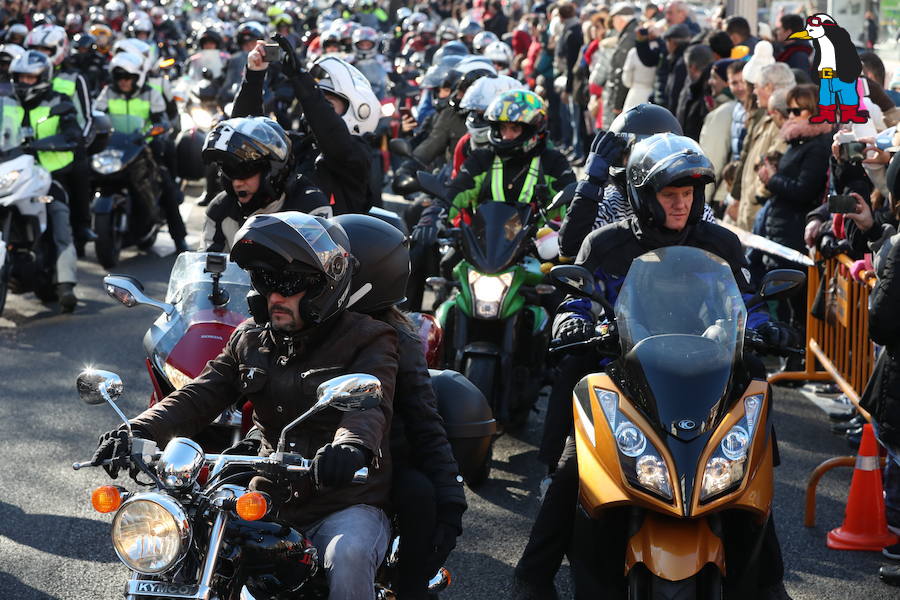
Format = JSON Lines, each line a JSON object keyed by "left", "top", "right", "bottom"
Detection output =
{"left": 568, "top": 97, "right": 585, "bottom": 159}
{"left": 303, "top": 504, "right": 391, "bottom": 600}
{"left": 871, "top": 420, "right": 900, "bottom": 527}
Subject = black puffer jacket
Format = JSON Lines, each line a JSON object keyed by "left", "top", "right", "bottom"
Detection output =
{"left": 862, "top": 237, "right": 900, "bottom": 447}
{"left": 387, "top": 320, "right": 467, "bottom": 509}
{"left": 762, "top": 119, "right": 831, "bottom": 266}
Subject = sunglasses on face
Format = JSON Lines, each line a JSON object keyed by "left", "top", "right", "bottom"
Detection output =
{"left": 786, "top": 107, "right": 805, "bottom": 116}
{"left": 250, "top": 269, "right": 323, "bottom": 297}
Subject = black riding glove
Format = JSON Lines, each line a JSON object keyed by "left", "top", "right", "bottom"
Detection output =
{"left": 576, "top": 130, "right": 627, "bottom": 200}
{"left": 553, "top": 317, "right": 594, "bottom": 346}
{"left": 312, "top": 443, "right": 367, "bottom": 489}
{"left": 411, "top": 203, "right": 443, "bottom": 247}
{"left": 91, "top": 429, "right": 134, "bottom": 479}
{"left": 431, "top": 503, "right": 465, "bottom": 566}
{"left": 755, "top": 320, "right": 801, "bottom": 350}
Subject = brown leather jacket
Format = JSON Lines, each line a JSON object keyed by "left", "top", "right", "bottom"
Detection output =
{"left": 131, "top": 311, "right": 398, "bottom": 526}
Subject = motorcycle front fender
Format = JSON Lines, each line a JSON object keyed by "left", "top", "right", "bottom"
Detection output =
{"left": 91, "top": 192, "right": 124, "bottom": 215}
{"left": 625, "top": 511, "right": 725, "bottom": 581}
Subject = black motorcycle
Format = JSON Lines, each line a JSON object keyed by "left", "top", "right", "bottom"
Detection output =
{"left": 89, "top": 114, "right": 168, "bottom": 268}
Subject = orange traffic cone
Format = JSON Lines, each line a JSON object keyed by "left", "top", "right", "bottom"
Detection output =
{"left": 827, "top": 424, "right": 898, "bottom": 551}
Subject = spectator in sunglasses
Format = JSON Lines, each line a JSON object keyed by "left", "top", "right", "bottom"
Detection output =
{"left": 201, "top": 117, "right": 330, "bottom": 253}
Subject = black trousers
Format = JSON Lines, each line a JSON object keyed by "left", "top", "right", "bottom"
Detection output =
{"left": 150, "top": 138, "right": 187, "bottom": 242}
{"left": 54, "top": 158, "right": 92, "bottom": 234}
{"left": 392, "top": 465, "right": 440, "bottom": 600}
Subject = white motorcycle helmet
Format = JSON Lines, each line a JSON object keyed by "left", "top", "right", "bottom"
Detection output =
{"left": 24, "top": 24, "right": 69, "bottom": 67}
{"left": 483, "top": 41, "right": 513, "bottom": 75}
{"left": 112, "top": 38, "right": 153, "bottom": 79}
{"left": 310, "top": 56, "right": 380, "bottom": 135}
{"left": 0, "top": 43, "right": 25, "bottom": 67}
{"left": 352, "top": 26, "right": 379, "bottom": 60}
{"left": 472, "top": 30, "right": 498, "bottom": 54}
{"left": 459, "top": 74, "right": 524, "bottom": 146}
{"left": 109, "top": 51, "right": 146, "bottom": 90}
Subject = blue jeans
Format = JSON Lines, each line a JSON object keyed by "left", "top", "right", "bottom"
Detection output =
{"left": 819, "top": 77, "right": 859, "bottom": 106}
{"left": 303, "top": 504, "right": 391, "bottom": 600}
{"left": 871, "top": 419, "right": 900, "bottom": 527}
{"left": 569, "top": 97, "right": 585, "bottom": 159}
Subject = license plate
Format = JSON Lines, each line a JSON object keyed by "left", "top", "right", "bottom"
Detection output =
{"left": 127, "top": 580, "right": 201, "bottom": 598}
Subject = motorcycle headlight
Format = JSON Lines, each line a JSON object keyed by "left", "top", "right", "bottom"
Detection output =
{"left": 189, "top": 106, "right": 214, "bottom": 130}
{"left": 111, "top": 493, "right": 191, "bottom": 574}
{"left": 163, "top": 363, "right": 193, "bottom": 390}
{"left": 91, "top": 149, "right": 124, "bottom": 175}
{"left": 468, "top": 271, "right": 513, "bottom": 319}
{"left": 594, "top": 388, "right": 673, "bottom": 501}
{"left": 700, "top": 394, "right": 764, "bottom": 502}
{"left": 0, "top": 169, "right": 21, "bottom": 193}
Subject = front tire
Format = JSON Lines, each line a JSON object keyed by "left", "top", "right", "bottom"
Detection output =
{"left": 463, "top": 355, "right": 497, "bottom": 414}
{"left": 94, "top": 212, "right": 122, "bottom": 268}
{"left": 627, "top": 564, "right": 722, "bottom": 600}
{"left": 0, "top": 252, "right": 8, "bottom": 316}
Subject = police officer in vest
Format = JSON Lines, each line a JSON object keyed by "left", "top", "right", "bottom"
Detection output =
{"left": 24, "top": 24, "right": 95, "bottom": 251}
{"left": 94, "top": 52, "right": 189, "bottom": 252}
{"left": 9, "top": 50, "right": 80, "bottom": 311}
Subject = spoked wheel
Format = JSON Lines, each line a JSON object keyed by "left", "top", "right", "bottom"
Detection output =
{"left": 94, "top": 212, "right": 122, "bottom": 268}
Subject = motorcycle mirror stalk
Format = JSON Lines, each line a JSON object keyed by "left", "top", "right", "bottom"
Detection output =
{"left": 747, "top": 268, "right": 805, "bottom": 307}
{"left": 274, "top": 374, "right": 383, "bottom": 455}
{"left": 548, "top": 264, "right": 612, "bottom": 312}
{"left": 104, "top": 275, "right": 175, "bottom": 316}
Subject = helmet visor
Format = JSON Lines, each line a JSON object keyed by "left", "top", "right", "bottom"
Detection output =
{"left": 249, "top": 269, "right": 323, "bottom": 297}
{"left": 220, "top": 158, "right": 266, "bottom": 180}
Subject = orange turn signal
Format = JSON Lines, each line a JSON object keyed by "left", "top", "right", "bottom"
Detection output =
{"left": 159, "top": 58, "right": 176, "bottom": 68}
{"left": 91, "top": 485, "right": 122, "bottom": 513}
{"left": 236, "top": 492, "right": 267, "bottom": 521}
{"left": 149, "top": 125, "right": 165, "bottom": 136}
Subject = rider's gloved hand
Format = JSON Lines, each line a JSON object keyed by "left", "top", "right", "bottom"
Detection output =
{"left": 553, "top": 317, "right": 594, "bottom": 346}
{"left": 755, "top": 320, "right": 801, "bottom": 350}
{"left": 410, "top": 203, "right": 443, "bottom": 247}
{"left": 431, "top": 503, "right": 465, "bottom": 566}
{"left": 585, "top": 130, "right": 627, "bottom": 186}
{"left": 312, "top": 443, "right": 367, "bottom": 489}
{"left": 91, "top": 428, "right": 139, "bottom": 479}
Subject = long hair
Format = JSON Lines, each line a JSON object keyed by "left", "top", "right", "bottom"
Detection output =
{"left": 371, "top": 305, "right": 417, "bottom": 337}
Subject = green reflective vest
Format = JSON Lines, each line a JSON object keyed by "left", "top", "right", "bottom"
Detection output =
{"left": 4, "top": 101, "right": 74, "bottom": 173}
{"left": 490, "top": 155, "right": 542, "bottom": 205}
{"left": 52, "top": 76, "right": 76, "bottom": 97}
{"left": 108, "top": 95, "right": 152, "bottom": 133}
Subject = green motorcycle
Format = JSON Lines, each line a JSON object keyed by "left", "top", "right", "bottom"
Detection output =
{"left": 430, "top": 201, "right": 554, "bottom": 428}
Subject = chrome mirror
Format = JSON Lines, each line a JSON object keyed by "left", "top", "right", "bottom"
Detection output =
{"left": 104, "top": 275, "right": 175, "bottom": 315}
{"left": 276, "top": 374, "right": 382, "bottom": 453}
{"left": 156, "top": 437, "right": 205, "bottom": 489}
{"left": 76, "top": 369, "right": 132, "bottom": 435}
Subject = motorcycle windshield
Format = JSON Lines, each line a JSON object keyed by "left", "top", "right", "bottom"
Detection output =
{"left": 615, "top": 247, "right": 747, "bottom": 434}
{"left": 186, "top": 49, "right": 225, "bottom": 81}
{"left": 109, "top": 113, "right": 146, "bottom": 135}
{"left": 460, "top": 202, "right": 532, "bottom": 274}
{"left": 0, "top": 96, "right": 24, "bottom": 155}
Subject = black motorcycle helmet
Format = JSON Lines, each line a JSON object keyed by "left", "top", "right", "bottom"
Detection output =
{"left": 201, "top": 117, "right": 294, "bottom": 214}
{"left": 230, "top": 212, "right": 355, "bottom": 326}
{"left": 451, "top": 68, "right": 495, "bottom": 110}
{"left": 72, "top": 32, "right": 96, "bottom": 52}
{"left": 332, "top": 213, "right": 409, "bottom": 313}
{"left": 197, "top": 28, "right": 224, "bottom": 50}
{"left": 608, "top": 103, "right": 683, "bottom": 182}
{"left": 887, "top": 149, "right": 900, "bottom": 202}
{"left": 626, "top": 133, "right": 715, "bottom": 230}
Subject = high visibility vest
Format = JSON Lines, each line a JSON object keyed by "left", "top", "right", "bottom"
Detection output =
{"left": 52, "top": 76, "right": 76, "bottom": 97}
{"left": 489, "top": 154, "right": 542, "bottom": 205}
{"left": 5, "top": 101, "right": 74, "bottom": 172}
{"left": 108, "top": 95, "right": 152, "bottom": 133}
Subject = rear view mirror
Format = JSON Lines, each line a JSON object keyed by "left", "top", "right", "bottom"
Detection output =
{"left": 748, "top": 269, "right": 806, "bottom": 307}
{"left": 104, "top": 275, "right": 175, "bottom": 315}
{"left": 389, "top": 137, "right": 413, "bottom": 159}
{"left": 317, "top": 374, "right": 383, "bottom": 411}
{"left": 77, "top": 369, "right": 123, "bottom": 406}
{"left": 547, "top": 182, "right": 576, "bottom": 214}
{"left": 416, "top": 170, "right": 448, "bottom": 203}
{"left": 549, "top": 265, "right": 597, "bottom": 299}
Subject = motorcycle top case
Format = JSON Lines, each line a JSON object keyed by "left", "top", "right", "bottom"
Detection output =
{"left": 430, "top": 369, "right": 496, "bottom": 474}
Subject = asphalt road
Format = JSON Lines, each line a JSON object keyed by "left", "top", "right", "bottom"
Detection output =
{"left": 0, "top": 190, "right": 896, "bottom": 600}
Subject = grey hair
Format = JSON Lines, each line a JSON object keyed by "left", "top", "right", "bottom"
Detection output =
{"left": 769, "top": 87, "right": 790, "bottom": 114}
{"left": 757, "top": 62, "right": 796, "bottom": 91}
{"left": 685, "top": 44, "right": 714, "bottom": 71}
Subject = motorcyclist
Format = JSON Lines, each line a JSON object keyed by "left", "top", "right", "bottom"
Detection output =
{"left": 233, "top": 43, "right": 379, "bottom": 215}
{"left": 452, "top": 73, "right": 523, "bottom": 175}
{"left": 94, "top": 52, "right": 187, "bottom": 252}
{"left": 352, "top": 26, "right": 388, "bottom": 99}
{"left": 90, "top": 210, "right": 399, "bottom": 600}
{"left": 125, "top": 12, "right": 154, "bottom": 44}
{"left": 149, "top": 6, "right": 182, "bottom": 51}
{"left": 88, "top": 23, "right": 114, "bottom": 58}
{"left": 472, "top": 30, "right": 499, "bottom": 54}
{"left": 5, "top": 24, "right": 28, "bottom": 47}
{"left": 512, "top": 133, "right": 795, "bottom": 600}
{"left": 483, "top": 40, "right": 514, "bottom": 76}
{"left": 458, "top": 18, "right": 483, "bottom": 52}
{"left": 8, "top": 51, "right": 79, "bottom": 311}
{"left": 332, "top": 213, "right": 467, "bottom": 599}
{"left": 353, "top": 0, "right": 389, "bottom": 32}
{"left": 0, "top": 43, "right": 23, "bottom": 83}
{"left": 200, "top": 116, "right": 330, "bottom": 252}
{"left": 66, "top": 34, "right": 107, "bottom": 95}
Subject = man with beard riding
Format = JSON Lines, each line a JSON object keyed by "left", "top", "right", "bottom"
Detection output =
{"left": 90, "top": 212, "right": 399, "bottom": 600}
{"left": 512, "top": 133, "right": 796, "bottom": 600}
{"left": 201, "top": 117, "right": 330, "bottom": 252}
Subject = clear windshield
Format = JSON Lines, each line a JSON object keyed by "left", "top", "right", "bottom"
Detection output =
{"left": 165, "top": 252, "right": 252, "bottom": 326}
{"left": 109, "top": 113, "right": 147, "bottom": 134}
{"left": 615, "top": 247, "right": 747, "bottom": 431}
{"left": 186, "top": 49, "right": 226, "bottom": 81}
{"left": 0, "top": 96, "right": 24, "bottom": 153}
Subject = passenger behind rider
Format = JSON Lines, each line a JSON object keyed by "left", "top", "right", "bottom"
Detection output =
{"left": 333, "top": 213, "right": 467, "bottom": 599}
{"left": 90, "top": 212, "right": 399, "bottom": 600}
{"left": 9, "top": 50, "right": 80, "bottom": 311}
{"left": 233, "top": 40, "right": 379, "bottom": 215}
{"left": 200, "top": 116, "right": 330, "bottom": 252}
{"left": 513, "top": 133, "right": 798, "bottom": 600}
{"left": 94, "top": 52, "right": 189, "bottom": 252}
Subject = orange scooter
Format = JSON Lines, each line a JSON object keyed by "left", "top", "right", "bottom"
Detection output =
{"left": 549, "top": 246, "right": 804, "bottom": 599}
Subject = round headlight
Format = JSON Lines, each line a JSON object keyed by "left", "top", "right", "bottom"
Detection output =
{"left": 615, "top": 421, "right": 647, "bottom": 457}
{"left": 91, "top": 149, "right": 124, "bottom": 175}
{"left": 111, "top": 494, "right": 190, "bottom": 574}
{"left": 721, "top": 425, "right": 750, "bottom": 460}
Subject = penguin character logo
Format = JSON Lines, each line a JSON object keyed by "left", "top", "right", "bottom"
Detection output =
{"left": 789, "top": 13, "right": 865, "bottom": 125}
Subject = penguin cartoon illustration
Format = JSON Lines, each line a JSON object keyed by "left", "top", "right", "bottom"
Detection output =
{"left": 789, "top": 13, "right": 864, "bottom": 124}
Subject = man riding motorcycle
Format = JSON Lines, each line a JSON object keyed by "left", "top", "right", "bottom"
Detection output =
{"left": 8, "top": 50, "right": 79, "bottom": 311}
{"left": 201, "top": 116, "right": 330, "bottom": 252}
{"left": 512, "top": 133, "right": 795, "bottom": 600}
{"left": 233, "top": 42, "right": 379, "bottom": 214}
{"left": 94, "top": 52, "right": 188, "bottom": 252}
{"left": 66, "top": 33, "right": 107, "bottom": 95}
{"left": 90, "top": 211, "right": 399, "bottom": 600}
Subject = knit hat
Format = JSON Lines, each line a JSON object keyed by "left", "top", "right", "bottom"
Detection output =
{"left": 712, "top": 58, "right": 735, "bottom": 82}
{"left": 742, "top": 40, "right": 774, "bottom": 85}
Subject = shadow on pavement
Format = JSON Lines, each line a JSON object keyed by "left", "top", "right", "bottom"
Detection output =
{"left": 0, "top": 501, "right": 115, "bottom": 563}
{"left": 0, "top": 572, "right": 60, "bottom": 600}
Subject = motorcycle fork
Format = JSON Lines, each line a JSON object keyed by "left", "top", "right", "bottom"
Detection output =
{"left": 196, "top": 509, "right": 230, "bottom": 600}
